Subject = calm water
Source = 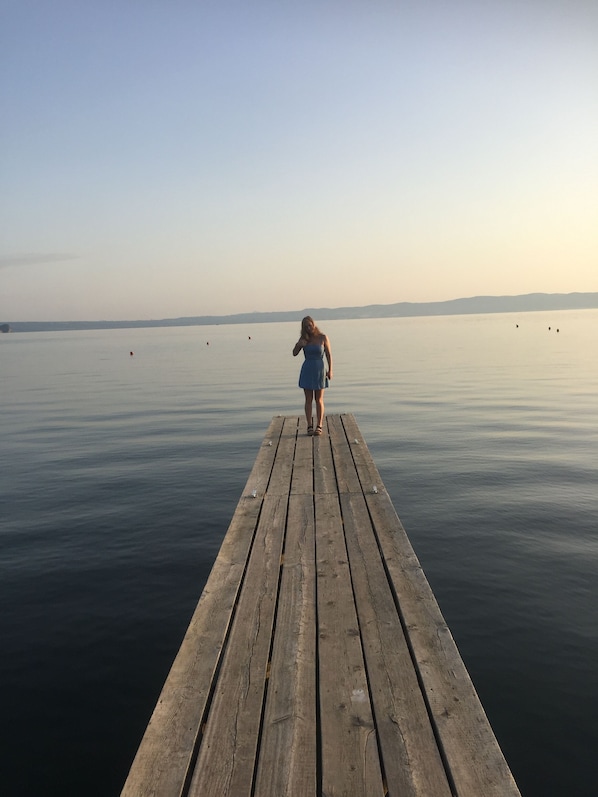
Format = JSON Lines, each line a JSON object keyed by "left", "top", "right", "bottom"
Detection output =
{"left": 1, "top": 311, "right": 597, "bottom": 796}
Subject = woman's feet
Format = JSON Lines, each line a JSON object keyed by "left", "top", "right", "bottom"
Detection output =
{"left": 307, "top": 424, "right": 314, "bottom": 436}
{"left": 314, "top": 425, "right": 323, "bottom": 436}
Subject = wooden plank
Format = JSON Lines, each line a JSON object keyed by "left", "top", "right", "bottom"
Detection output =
{"left": 369, "top": 495, "right": 520, "bottom": 797}
{"left": 315, "top": 491, "right": 385, "bottom": 797}
{"left": 342, "top": 414, "right": 521, "bottom": 797}
{"left": 242, "top": 415, "right": 286, "bottom": 498}
{"left": 120, "top": 416, "right": 284, "bottom": 797}
{"left": 291, "top": 418, "right": 314, "bottom": 496}
{"left": 188, "top": 492, "right": 289, "bottom": 797}
{"left": 254, "top": 493, "right": 317, "bottom": 797}
{"left": 339, "top": 413, "right": 382, "bottom": 495}
{"left": 267, "top": 417, "right": 298, "bottom": 496}
{"left": 340, "top": 491, "right": 452, "bottom": 797}
{"left": 331, "top": 423, "right": 451, "bottom": 795}
{"left": 313, "top": 417, "right": 337, "bottom": 494}
{"left": 327, "top": 414, "right": 362, "bottom": 493}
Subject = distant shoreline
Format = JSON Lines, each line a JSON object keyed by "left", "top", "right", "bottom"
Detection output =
{"left": 3, "top": 291, "right": 598, "bottom": 333}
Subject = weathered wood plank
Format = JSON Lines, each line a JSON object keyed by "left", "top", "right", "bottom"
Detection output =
{"left": 188, "top": 492, "right": 289, "bottom": 797}
{"left": 242, "top": 415, "right": 286, "bottom": 498}
{"left": 313, "top": 417, "right": 337, "bottom": 494}
{"left": 266, "top": 417, "right": 298, "bottom": 496}
{"left": 327, "top": 414, "right": 362, "bottom": 493}
{"left": 120, "top": 416, "right": 284, "bottom": 797}
{"left": 338, "top": 414, "right": 382, "bottom": 496}
{"left": 315, "top": 491, "right": 385, "bottom": 797}
{"left": 339, "top": 491, "right": 452, "bottom": 797}
{"left": 331, "top": 421, "right": 451, "bottom": 795}
{"left": 254, "top": 493, "right": 317, "bottom": 797}
{"left": 290, "top": 419, "right": 314, "bottom": 496}
{"left": 342, "top": 414, "right": 521, "bottom": 797}
{"left": 369, "top": 494, "right": 520, "bottom": 797}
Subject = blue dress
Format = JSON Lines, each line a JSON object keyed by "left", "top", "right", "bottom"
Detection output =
{"left": 299, "top": 343, "right": 329, "bottom": 390}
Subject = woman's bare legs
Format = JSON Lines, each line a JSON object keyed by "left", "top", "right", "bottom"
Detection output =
{"left": 303, "top": 389, "right": 314, "bottom": 430}
{"left": 303, "top": 388, "right": 325, "bottom": 434}
{"left": 314, "top": 389, "right": 324, "bottom": 430}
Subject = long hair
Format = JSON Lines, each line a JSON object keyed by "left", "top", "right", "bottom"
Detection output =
{"left": 301, "top": 316, "right": 322, "bottom": 340}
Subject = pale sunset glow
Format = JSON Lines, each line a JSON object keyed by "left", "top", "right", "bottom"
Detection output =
{"left": 2, "top": 0, "right": 597, "bottom": 321}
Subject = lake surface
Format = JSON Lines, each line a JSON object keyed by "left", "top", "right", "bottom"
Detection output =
{"left": 2, "top": 310, "right": 597, "bottom": 796}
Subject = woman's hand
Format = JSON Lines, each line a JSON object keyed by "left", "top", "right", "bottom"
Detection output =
{"left": 292, "top": 338, "right": 306, "bottom": 356}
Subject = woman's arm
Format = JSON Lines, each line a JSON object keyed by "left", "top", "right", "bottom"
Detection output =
{"left": 293, "top": 338, "right": 306, "bottom": 356}
{"left": 323, "top": 335, "right": 333, "bottom": 379}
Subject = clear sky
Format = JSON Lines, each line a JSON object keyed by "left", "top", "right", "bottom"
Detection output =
{"left": 2, "top": 0, "right": 597, "bottom": 321}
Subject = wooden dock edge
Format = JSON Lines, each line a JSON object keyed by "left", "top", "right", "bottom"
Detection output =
{"left": 339, "top": 413, "right": 520, "bottom": 796}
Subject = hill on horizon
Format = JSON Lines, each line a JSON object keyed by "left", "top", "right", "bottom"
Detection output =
{"left": 4, "top": 291, "right": 598, "bottom": 333}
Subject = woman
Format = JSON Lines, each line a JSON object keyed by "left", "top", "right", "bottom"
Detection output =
{"left": 292, "top": 316, "right": 333, "bottom": 436}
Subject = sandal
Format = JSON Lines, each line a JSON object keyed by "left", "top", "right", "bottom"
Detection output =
{"left": 307, "top": 425, "right": 314, "bottom": 436}
{"left": 314, "top": 425, "right": 323, "bottom": 436}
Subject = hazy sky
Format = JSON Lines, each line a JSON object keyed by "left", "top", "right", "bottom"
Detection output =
{"left": 2, "top": 0, "right": 597, "bottom": 321}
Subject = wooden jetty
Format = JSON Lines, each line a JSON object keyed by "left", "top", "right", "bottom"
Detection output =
{"left": 121, "top": 414, "right": 521, "bottom": 797}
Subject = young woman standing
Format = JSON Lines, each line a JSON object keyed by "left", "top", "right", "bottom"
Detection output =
{"left": 292, "top": 316, "right": 333, "bottom": 436}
